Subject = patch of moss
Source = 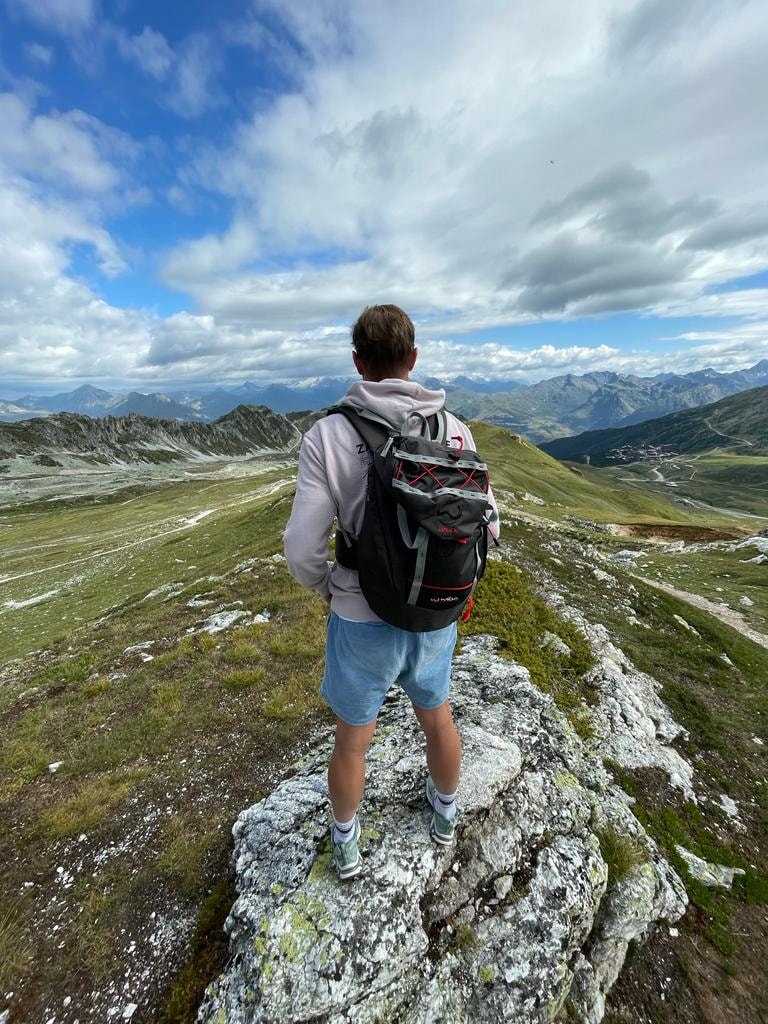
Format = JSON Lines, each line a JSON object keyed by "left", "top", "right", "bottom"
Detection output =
{"left": 308, "top": 851, "right": 331, "bottom": 882}
{"left": 37, "top": 654, "right": 95, "bottom": 686}
{"left": 222, "top": 639, "right": 262, "bottom": 665}
{"left": 448, "top": 922, "right": 478, "bottom": 953}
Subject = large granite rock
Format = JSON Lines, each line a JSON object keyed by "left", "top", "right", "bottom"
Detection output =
{"left": 198, "top": 632, "right": 687, "bottom": 1023}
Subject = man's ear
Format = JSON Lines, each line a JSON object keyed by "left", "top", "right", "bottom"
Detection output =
{"left": 352, "top": 351, "right": 365, "bottom": 376}
{"left": 408, "top": 348, "right": 418, "bottom": 370}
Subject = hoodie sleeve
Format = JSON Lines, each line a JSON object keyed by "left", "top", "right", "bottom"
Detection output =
{"left": 283, "top": 428, "right": 336, "bottom": 597}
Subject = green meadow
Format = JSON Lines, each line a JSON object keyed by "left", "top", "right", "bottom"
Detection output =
{"left": 0, "top": 468, "right": 295, "bottom": 666}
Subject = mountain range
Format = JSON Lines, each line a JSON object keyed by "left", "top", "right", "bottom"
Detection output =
{"left": 539, "top": 384, "right": 768, "bottom": 464}
{"left": 0, "top": 404, "right": 302, "bottom": 466}
{"left": 2, "top": 360, "right": 767, "bottom": 444}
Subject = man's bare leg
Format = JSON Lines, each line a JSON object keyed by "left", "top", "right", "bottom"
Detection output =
{"left": 413, "top": 700, "right": 461, "bottom": 795}
{"left": 328, "top": 717, "right": 378, "bottom": 823}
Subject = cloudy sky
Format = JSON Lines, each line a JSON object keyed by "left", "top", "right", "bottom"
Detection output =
{"left": 0, "top": 0, "right": 767, "bottom": 394}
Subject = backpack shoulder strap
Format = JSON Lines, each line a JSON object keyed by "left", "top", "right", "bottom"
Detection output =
{"left": 433, "top": 409, "right": 448, "bottom": 443}
{"left": 326, "top": 404, "right": 393, "bottom": 452}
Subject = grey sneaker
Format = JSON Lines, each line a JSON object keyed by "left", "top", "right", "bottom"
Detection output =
{"left": 426, "top": 777, "right": 457, "bottom": 846}
{"left": 331, "top": 819, "right": 362, "bottom": 880}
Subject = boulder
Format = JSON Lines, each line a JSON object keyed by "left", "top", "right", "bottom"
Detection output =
{"left": 198, "top": 635, "right": 687, "bottom": 1024}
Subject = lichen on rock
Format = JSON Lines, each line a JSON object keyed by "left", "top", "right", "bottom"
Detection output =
{"left": 198, "top": 633, "right": 687, "bottom": 1024}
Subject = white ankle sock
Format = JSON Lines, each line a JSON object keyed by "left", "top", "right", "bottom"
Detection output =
{"left": 332, "top": 814, "right": 357, "bottom": 844}
{"left": 434, "top": 788, "right": 457, "bottom": 820}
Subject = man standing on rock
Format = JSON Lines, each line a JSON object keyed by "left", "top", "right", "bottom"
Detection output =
{"left": 284, "top": 304, "right": 499, "bottom": 879}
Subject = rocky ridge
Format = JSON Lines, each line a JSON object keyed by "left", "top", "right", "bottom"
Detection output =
{"left": 198, "top": 610, "right": 691, "bottom": 1023}
{"left": 0, "top": 404, "right": 301, "bottom": 465}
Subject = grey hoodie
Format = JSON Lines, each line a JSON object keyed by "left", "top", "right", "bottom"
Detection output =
{"left": 283, "top": 379, "right": 500, "bottom": 622}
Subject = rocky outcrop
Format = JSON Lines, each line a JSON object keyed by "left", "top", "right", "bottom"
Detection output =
{"left": 197, "top": 634, "right": 687, "bottom": 1024}
{"left": 551, "top": 596, "right": 696, "bottom": 799}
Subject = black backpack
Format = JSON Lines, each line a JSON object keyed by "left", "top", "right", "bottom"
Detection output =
{"left": 328, "top": 405, "right": 495, "bottom": 632}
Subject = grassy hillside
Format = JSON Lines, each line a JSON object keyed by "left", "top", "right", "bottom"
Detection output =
{"left": 0, "top": 469, "right": 296, "bottom": 666}
{"left": 539, "top": 385, "right": 768, "bottom": 464}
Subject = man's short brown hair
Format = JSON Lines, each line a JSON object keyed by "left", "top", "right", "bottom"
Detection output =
{"left": 351, "top": 304, "right": 415, "bottom": 375}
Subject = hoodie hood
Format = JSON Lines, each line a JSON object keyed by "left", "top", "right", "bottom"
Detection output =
{"left": 339, "top": 379, "right": 445, "bottom": 429}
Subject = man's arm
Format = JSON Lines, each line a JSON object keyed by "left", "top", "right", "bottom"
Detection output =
{"left": 283, "top": 429, "right": 337, "bottom": 597}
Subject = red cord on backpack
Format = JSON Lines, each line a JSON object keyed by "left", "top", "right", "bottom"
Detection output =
{"left": 460, "top": 594, "right": 475, "bottom": 622}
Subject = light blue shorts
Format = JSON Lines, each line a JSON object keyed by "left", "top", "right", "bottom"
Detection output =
{"left": 321, "top": 613, "right": 458, "bottom": 726}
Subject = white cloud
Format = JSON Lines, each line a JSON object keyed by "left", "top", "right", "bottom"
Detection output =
{"left": 652, "top": 288, "right": 768, "bottom": 321}
{"left": 116, "top": 26, "right": 173, "bottom": 80}
{"left": 161, "top": 0, "right": 768, "bottom": 336}
{"left": 0, "top": 176, "right": 148, "bottom": 386}
{"left": 111, "top": 28, "right": 221, "bottom": 119}
{"left": 8, "top": 0, "right": 95, "bottom": 34}
{"left": 164, "top": 34, "right": 220, "bottom": 119}
{"left": 0, "top": 91, "right": 141, "bottom": 195}
{"left": 24, "top": 41, "right": 54, "bottom": 63}
{"left": 163, "top": 221, "right": 260, "bottom": 283}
